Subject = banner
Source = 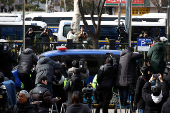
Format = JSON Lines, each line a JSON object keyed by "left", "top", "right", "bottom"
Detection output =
{"left": 105, "top": 0, "right": 144, "bottom": 4}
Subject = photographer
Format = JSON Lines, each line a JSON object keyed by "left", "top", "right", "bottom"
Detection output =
{"left": 96, "top": 57, "right": 116, "bottom": 113}
{"left": 116, "top": 24, "right": 128, "bottom": 43}
{"left": 68, "top": 60, "right": 89, "bottom": 80}
{"left": 67, "top": 29, "right": 78, "bottom": 43}
{"left": 25, "top": 27, "right": 35, "bottom": 44}
{"left": 142, "top": 74, "right": 169, "bottom": 113}
{"left": 40, "top": 28, "right": 50, "bottom": 52}
{"left": 139, "top": 31, "right": 148, "bottom": 38}
{"left": 77, "top": 27, "right": 88, "bottom": 43}
{"left": 64, "top": 68, "right": 86, "bottom": 107}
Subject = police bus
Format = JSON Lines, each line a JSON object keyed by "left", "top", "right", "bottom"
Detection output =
{"left": 0, "top": 14, "right": 47, "bottom": 41}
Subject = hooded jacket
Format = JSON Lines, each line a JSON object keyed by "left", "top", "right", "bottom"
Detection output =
{"left": 161, "top": 97, "right": 170, "bottom": 113}
{"left": 97, "top": 62, "right": 115, "bottom": 88}
{"left": 116, "top": 49, "right": 143, "bottom": 86}
{"left": 142, "top": 82, "right": 168, "bottom": 113}
{"left": 35, "top": 57, "right": 60, "bottom": 84}
{"left": 64, "top": 74, "right": 86, "bottom": 106}
{"left": 17, "top": 48, "right": 38, "bottom": 75}
{"left": 147, "top": 42, "right": 165, "bottom": 74}
{"left": 134, "top": 75, "right": 149, "bottom": 109}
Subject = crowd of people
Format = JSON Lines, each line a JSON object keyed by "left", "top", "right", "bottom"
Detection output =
{"left": 0, "top": 35, "right": 170, "bottom": 113}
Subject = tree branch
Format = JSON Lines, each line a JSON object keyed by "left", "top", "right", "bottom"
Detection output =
{"left": 97, "top": 0, "right": 105, "bottom": 33}
{"left": 91, "top": 0, "right": 97, "bottom": 29}
{"left": 78, "top": 0, "right": 93, "bottom": 34}
{"left": 97, "top": 0, "right": 101, "bottom": 15}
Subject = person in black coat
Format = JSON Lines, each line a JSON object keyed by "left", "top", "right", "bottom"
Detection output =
{"left": 96, "top": 57, "right": 116, "bottom": 113}
{"left": 26, "top": 28, "right": 35, "bottom": 44}
{"left": 134, "top": 66, "right": 150, "bottom": 113}
{"left": 142, "top": 74, "right": 169, "bottom": 113}
{"left": 115, "top": 47, "right": 143, "bottom": 106}
{"left": 161, "top": 92, "right": 170, "bottom": 113}
{"left": 17, "top": 48, "right": 38, "bottom": 91}
{"left": 64, "top": 68, "right": 86, "bottom": 107}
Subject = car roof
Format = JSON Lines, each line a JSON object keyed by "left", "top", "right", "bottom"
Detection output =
{"left": 41, "top": 49, "right": 121, "bottom": 57}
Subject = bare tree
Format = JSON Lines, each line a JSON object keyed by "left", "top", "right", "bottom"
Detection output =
{"left": 150, "top": 0, "right": 168, "bottom": 13}
{"left": 78, "top": 0, "right": 105, "bottom": 49}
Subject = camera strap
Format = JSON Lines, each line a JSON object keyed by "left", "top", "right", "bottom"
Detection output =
{"left": 140, "top": 76, "right": 147, "bottom": 82}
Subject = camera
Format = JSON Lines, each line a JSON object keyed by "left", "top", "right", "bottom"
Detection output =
{"left": 79, "top": 59, "right": 87, "bottom": 73}
{"left": 153, "top": 74, "right": 160, "bottom": 79}
{"left": 84, "top": 33, "right": 86, "bottom": 35}
{"left": 3, "top": 44, "right": 8, "bottom": 53}
{"left": 82, "top": 84, "right": 95, "bottom": 108}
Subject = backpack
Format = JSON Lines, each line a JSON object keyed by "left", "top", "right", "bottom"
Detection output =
{"left": 69, "top": 79, "right": 85, "bottom": 93}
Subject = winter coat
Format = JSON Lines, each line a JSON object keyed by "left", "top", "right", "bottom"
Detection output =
{"left": 12, "top": 100, "right": 39, "bottom": 113}
{"left": 147, "top": 42, "right": 165, "bottom": 74}
{"left": 35, "top": 57, "right": 60, "bottom": 84}
{"left": 29, "top": 83, "right": 57, "bottom": 108}
{"left": 66, "top": 103, "right": 92, "bottom": 113}
{"left": 26, "top": 31, "right": 35, "bottom": 43}
{"left": 161, "top": 97, "right": 170, "bottom": 113}
{"left": 77, "top": 31, "right": 88, "bottom": 43}
{"left": 164, "top": 73, "right": 170, "bottom": 90}
{"left": 64, "top": 74, "right": 86, "bottom": 106}
{"left": 97, "top": 62, "right": 115, "bottom": 88}
{"left": 134, "top": 75, "right": 149, "bottom": 109}
{"left": 17, "top": 48, "right": 38, "bottom": 75}
{"left": 116, "top": 49, "right": 143, "bottom": 86}
{"left": 40, "top": 32, "right": 50, "bottom": 43}
{"left": 142, "top": 82, "right": 169, "bottom": 113}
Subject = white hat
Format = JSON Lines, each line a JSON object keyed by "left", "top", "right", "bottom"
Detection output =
{"left": 19, "top": 90, "right": 29, "bottom": 98}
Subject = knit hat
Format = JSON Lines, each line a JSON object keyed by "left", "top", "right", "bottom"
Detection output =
{"left": 20, "top": 90, "right": 29, "bottom": 98}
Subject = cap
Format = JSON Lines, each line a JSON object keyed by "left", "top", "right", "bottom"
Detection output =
{"left": 20, "top": 90, "right": 29, "bottom": 98}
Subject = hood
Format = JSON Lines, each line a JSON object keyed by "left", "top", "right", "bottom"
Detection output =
{"left": 71, "top": 74, "right": 81, "bottom": 81}
{"left": 152, "top": 42, "right": 164, "bottom": 51}
{"left": 23, "top": 48, "right": 33, "bottom": 54}
{"left": 37, "top": 57, "right": 51, "bottom": 64}
{"left": 151, "top": 93, "right": 163, "bottom": 104}
{"left": 120, "top": 49, "right": 129, "bottom": 57}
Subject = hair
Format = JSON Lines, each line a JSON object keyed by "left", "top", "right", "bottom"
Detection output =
{"left": 38, "top": 76, "right": 47, "bottom": 83}
{"left": 127, "top": 47, "right": 134, "bottom": 52}
{"left": 72, "top": 60, "right": 79, "bottom": 68}
{"left": 140, "top": 66, "right": 148, "bottom": 75}
{"left": 106, "top": 57, "right": 113, "bottom": 65}
{"left": 70, "top": 91, "right": 83, "bottom": 105}
{"left": 73, "top": 68, "right": 81, "bottom": 75}
{"left": 20, "top": 90, "right": 29, "bottom": 98}
{"left": 151, "top": 86, "right": 161, "bottom": 96}
{"left": 0, "top": 72, "right": 4, "bottom": 83}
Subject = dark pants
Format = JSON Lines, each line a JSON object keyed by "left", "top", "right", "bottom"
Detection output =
{"left": 96, "top": 87, "right": 113, "bottom": 113}
{"left": 17, "top": 73, "right": 33, "bottom": 92}
{"left": 119, "top": 86, "right": 129, "bottom": 104}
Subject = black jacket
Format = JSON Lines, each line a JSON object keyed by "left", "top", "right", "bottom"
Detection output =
{"left": 97, "top": 62, "right": 115, "bottom": 88}
{"left": 30, "top": 83, "right": 57, "bottom": 108}
{"left": 26, "top": 31, "right": 35, "bottom": 43}
{"left": 40, "top": 32, "right": 50, "bottom": 43}
{"left": 64, "top": 74, "right": 86, "bottom": 106}
{"left": 17, "top": 48, "right": 38, "bottom": 75}
{"left": 142, "top": 82, "right": 169, "bottom": 113}
{"left": 161, "top": 97, "right": 170, "bottom": 113}
{"left": 66, "top": 103, "right": 91, "bottom": 113}
{"left": 12, "top": 100, "right": 39, "bottom": 113}
{"left": 36, "top": 57, "right": 60, "bottom": 84}
{"left": 134, "top": 75, "right": 149, "bottom": 109}
{"left": 116, "top": 49, "right": 143, "bottom": 86}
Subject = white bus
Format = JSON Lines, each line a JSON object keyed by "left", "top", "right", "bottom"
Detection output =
{"left": 57, "top": 20, "right": 166, "bottom": 43}
{"left": 25, "top": 12, "right": 166, "bottom": 38}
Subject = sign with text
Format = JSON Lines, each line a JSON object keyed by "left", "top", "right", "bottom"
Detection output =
{"left": 105, "top": 0, "right": 144, "bottom": 4}
{"left": 137, "top": 38, "right": 152, "bottom": 51}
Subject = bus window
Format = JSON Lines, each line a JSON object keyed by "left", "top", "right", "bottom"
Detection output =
{"left": 43, "top": 17, "right": 60, "bottom": 26}
{"left": 33, "top": 17, "right": 42, "bottom": 21}
{"left": 63, "top": 25, "right": 70, "bottom": 37}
